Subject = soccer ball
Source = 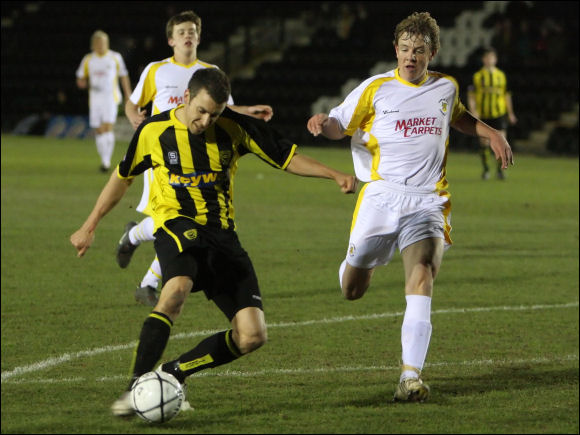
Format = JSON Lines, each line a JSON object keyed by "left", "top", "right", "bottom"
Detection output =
{"left": 131, "top": 371, "right": 184, "bottom": 423}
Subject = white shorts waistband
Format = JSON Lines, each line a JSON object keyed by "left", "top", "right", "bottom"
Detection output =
{"left": 370, "top": 179, "right": 436, "bottom": 196}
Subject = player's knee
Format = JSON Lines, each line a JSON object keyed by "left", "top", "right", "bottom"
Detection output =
{"left": 342, "top": 283, "right": 367, "bottom": 301}
{"left": 236, "top": 328, "right": 268, "bottom": 354}
{"left": 157, "top": 277, "right": 192, "bottom": 319}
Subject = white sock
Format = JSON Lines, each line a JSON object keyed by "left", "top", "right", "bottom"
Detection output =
{"left": 128, "top": 216, "right": 155, "bottom": 245}
{"left": 140, "top": 256, "right": 162, "bottom": 289}
{"left": 400, "top": 294, "right": 432, "bottom": 381}
{"left": 103, "top": 131, "right": 115, "bottom": 168}
{"left": 95, "top": 133, "right": 107, "bottom": 167}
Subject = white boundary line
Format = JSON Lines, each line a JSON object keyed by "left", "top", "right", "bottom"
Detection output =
{"left": 4, "top": 354, "right": 578, "bottom": 385}
{"left": 2, "top": 301, "right": 578, "bottom": 383}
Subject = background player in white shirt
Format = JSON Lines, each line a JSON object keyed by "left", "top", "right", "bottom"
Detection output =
{"left": 307, "top": 11, "right": 513, "bottom": 403}
{"left": 117, "top": 11, "right": 275, "bottom": 306}
{"left": 76, "top": 30, "right": 132, "bottom": 172}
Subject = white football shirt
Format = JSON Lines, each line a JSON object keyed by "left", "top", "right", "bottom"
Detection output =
{"left": 76, "top": 50, "right": 128, "bottom": 104}
{"left": 130, "top": 57, "right": 234, "bottom": 115}
{"left": 329, "top": 68, "right": 466, "bottom": 191}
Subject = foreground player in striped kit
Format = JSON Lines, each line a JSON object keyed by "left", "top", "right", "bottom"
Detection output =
{"left": 76, "top": 30, "right": 132, "bottom": 172}
{"left": 71, "top": 68, "right": 357, "bottom": 417}
{"left": 117, "top": 11, "right": 274, "bottom": 306}
{"left": 308, "top": 12, "right": 514, "bottom": 402}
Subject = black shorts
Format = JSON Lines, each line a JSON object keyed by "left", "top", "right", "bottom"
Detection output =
{"left": 154, "top": 217, "right": 263, "bottom": 321}
{"left": 481, "top": 116, "right": 508, "bottom": 131}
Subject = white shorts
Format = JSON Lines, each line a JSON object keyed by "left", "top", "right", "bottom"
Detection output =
{"left": 88, "top": 93, "right": 119, "bottom": 128}
{"left": 346, "top": 179, "right": 452, "bottom": 269}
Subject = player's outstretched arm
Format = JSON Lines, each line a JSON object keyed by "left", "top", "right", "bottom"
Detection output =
{"left": 307, "top": 114, "right": 346, "bottom": 140}
{"left": 285, "top": 152, "right": 358, "bottom": 194}
{"left": 452, "top": 111, "right": 514, "bottom": 169}
{"left": 228, "top": 104, "right": 274, "bottom": 122}
{"left": 70, "top": 173, "right": 133, "bottom": 257}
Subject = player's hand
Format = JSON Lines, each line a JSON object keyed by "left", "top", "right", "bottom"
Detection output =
{"left": 335, "top": 173, "right": 358, "bottom": 194}
{"left": 307, "top": 113, "right": 329, "bottom": 136}
{"left": 509, "top": 113, "right": 518, "bottom": 125}
{"left": 248, "top": 105, "right": 274, "bottom": 122}
{"left": 70, "top": 228, "right": 94, "bottom": 258}
{"left": 128, "top": 108, "right": 147, "bottom": 130}
{"left": 489, "top": 131, "right": 514, "bottom": 169}
{"left": 76, "top": 78, "right": 87, "bottom": 90}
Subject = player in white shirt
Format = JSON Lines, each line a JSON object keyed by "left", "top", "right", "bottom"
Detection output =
{"left": 117, "top": 11, "right": 274, "bottom": 307}
{"left": 307, "top": 12, "right": 514, "bottom": 403}
{"left": 76, "top": 30, "right": 132, "bottom": 172}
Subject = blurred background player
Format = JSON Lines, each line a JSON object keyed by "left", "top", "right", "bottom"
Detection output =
{"left": 76, "top": 30, "right": 132, "bottom": 172}
{"left": 307, "top": 12, "right": 513, "bottom": 403}
{"left": 118, "top": 10, "right": 274, "bottom": 306}
{"left": 467, "top": 46, "right": 517, "bottom": 180}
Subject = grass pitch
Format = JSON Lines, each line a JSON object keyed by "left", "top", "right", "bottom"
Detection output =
{"left": 1, "top": 134, "right": 578, "bottom": 433}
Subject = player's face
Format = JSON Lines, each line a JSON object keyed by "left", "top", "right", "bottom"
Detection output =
{"left": 482, "top": 51, "right": 497, "bottom": 68}
{"left": 395, "top": 33, "right": 434, "bottom": 84}
{"left": 169, "top": 22, "right": 199, "bottom": 53}
{"left": 92, "top": 36, "right": 108, "bottom": 56}
{"left": 182, "top": 88, "right": 226, "bottom": 135}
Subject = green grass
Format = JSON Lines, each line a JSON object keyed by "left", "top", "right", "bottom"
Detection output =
{"left": 1, "top": 134, "right": 578, "bottom": 434}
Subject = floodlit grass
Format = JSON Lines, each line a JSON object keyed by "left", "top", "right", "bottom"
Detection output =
{"left": 1, "top": 134, "right": 578, "bottom": 433}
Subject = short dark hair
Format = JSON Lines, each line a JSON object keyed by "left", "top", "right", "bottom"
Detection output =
{"left": 166, "top": 10, "right": 202, "bottom": 39}
{"left": 481, "top": 46, "right": 496, "bottom": 56}
{"left": 187, "top": 68, "right": 231, "bottom": 104}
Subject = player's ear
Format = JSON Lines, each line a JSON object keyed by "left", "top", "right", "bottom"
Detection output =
{"left": 183, "top": 89, "right": 190, "bottom": 105}
{"left": 168, "top": 37, "right": 176, "bottom": 48}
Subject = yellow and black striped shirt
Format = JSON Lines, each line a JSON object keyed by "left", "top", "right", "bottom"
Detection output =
{"left": 117, "top": 106, "right": 297, "bottom": 231}
{"left": 470, "top": 67, "right": 511, "bottom": 119}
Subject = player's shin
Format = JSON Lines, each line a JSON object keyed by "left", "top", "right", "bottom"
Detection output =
{"left": 400, "top": 294, "right": 432, "bottom": 380}
{"left": 162, "top": 329, "right": 242, "bottom": 383}
{"left": 128, "top": 311, "right": 173, "bottom": 389}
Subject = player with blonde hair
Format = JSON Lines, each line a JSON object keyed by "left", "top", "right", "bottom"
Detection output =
{"left": 308, "top": 11, "right": 513, "bottom": 402}
{"left": 76, "top": 30, "right": 132, "bottom": 172}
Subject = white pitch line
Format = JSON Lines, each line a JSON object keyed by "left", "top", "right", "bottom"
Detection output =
{"left": 3, "top": 354, "right": 578, "bottom": 385}
{"left": 1, "top": 301, "right": 578, "bottom": 383}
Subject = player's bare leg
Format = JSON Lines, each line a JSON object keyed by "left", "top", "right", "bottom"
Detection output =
{"left": 394, "top": 238, "right": 443, "bottom": 402}
{"left": 339, "top": 260, "right": 374, "bottom": 300}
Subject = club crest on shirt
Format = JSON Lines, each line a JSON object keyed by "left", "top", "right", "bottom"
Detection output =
{"left": 348, "top": 243, "right": 356, "bottom": 256}
{"left": 219, "top": 150, "right": 232, "bottom": 167}
{"left": 439, "top": 98, "right": 449, "bottom": 115}
{"left": 183, "top": 229, "right": 197, "bottom": 240}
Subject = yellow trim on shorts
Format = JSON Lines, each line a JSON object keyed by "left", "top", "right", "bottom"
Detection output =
{"left": 161, "top": 222, "right": 183, "bottom": 252}
{"left": 350, "top": 183, "right": 369, "bottom": 234}
{"left": 440, "top": 191, "right": 453, "bottom": 245}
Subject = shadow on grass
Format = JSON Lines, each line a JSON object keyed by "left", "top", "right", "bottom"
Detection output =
{"left": 323, "top": 365, "right": 579, "bottom": 409}
{"left": 431, "top": 365, "right": 579, "bottom": 403}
